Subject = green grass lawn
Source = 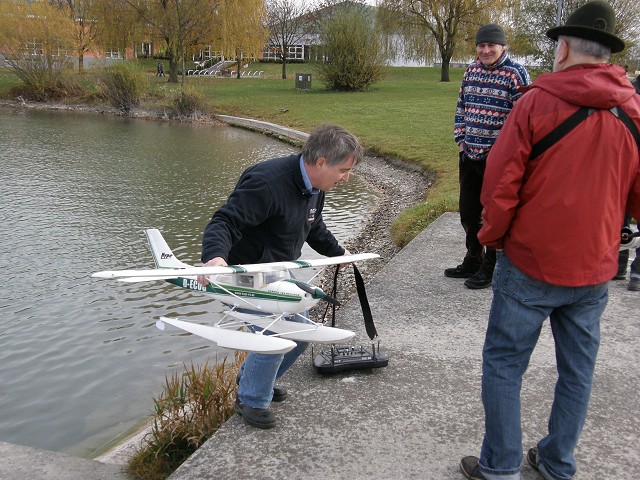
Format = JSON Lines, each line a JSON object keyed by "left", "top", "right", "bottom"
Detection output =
{"left": 0, "top": 61, "right": 466, "bottom": 246}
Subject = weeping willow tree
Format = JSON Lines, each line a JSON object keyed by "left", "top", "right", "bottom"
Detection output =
{"left": 0, "top": 0, "right": 76, "bottom": 99}
{"left": 377, "top": 0, "right": 503, "bottom": 81}
{"left": 214, "top": 0, "right": 269, "bottom": 79}
{"left": 115, "top": 0, "right": 220, "bottom": 84}
{"left": 501, "top": 0, "right": 555, "bottom": 68}
{"left": 498, "top": 0, "right": 640, "bottom": 71}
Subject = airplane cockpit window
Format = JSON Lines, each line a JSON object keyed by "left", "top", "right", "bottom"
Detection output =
{"left": 263, "top": 271, "right": 288, "bottom": 284}
{"left": 237, "top": 275, "right": 254, "bottom": 288}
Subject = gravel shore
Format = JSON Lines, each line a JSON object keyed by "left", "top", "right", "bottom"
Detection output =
{"left": 308, "top": 154, "right": 432, "bottom": 320}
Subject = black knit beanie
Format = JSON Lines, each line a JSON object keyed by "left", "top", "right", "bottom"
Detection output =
{"left": 476, "top": 24, "right": 506, "bottom": 45}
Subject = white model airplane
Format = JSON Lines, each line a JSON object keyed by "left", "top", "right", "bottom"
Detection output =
{"left": 93, "top": 229, "right": 380, "bottom": 354}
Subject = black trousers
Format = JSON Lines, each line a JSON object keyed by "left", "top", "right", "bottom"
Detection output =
{"left": 458, "top": 152, "right": 495, "bottom": 271}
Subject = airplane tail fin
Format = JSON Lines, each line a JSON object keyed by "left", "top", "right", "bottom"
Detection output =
{"left": 145, "top": 229, "right": 191, "bottom": 269}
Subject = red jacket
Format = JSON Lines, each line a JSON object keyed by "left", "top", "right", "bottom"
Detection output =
{"left": 478, "top": 64, "right": 640, "bottom": 286}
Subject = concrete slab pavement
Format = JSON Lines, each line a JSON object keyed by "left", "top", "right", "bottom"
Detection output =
{"left": 168, "top": 212, "right": 640, "bottom": 480}
{"left": 0, "top": 441, "right": 128, "bottom": 479}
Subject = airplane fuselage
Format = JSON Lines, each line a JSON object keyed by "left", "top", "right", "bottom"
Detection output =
{"left": 168, "top": 276, "right": 320, "bottom": 314}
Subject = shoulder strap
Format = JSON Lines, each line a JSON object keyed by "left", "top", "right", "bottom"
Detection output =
{"left": 352, "top": 264, "right": 377, "bottom": 340}
{"left": 610, "top": 106, "right": 640, "bottom": 149}
{"left": 530, "top": 107, "right": 593, "bottom": 160}
{"left": 327, "top": 265, "right": 378, "bottom": 340}
{"left": 530, "top": 106, "right": 640, "bottom": 160}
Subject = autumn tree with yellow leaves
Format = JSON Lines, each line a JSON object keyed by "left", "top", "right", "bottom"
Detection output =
{"left": 0, "top": 0, "right": 79, "bottom": 99}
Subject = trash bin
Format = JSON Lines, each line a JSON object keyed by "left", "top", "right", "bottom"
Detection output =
{"left": 295, "top": 73, "right": 311, "bottom": 90}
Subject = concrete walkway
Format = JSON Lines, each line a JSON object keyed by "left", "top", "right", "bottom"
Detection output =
{"left": 169, "top": 212, "right": 640, "bottom": 480}
{"left": 1, "top": 213, "right": 637, "bottom": 479}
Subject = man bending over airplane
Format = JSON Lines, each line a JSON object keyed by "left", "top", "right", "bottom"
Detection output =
{"left": 199, "top": 124, "right": 363, "bottom": 429}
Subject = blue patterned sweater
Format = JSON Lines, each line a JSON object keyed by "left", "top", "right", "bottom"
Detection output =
{"left": 454, "top": 52, "right": 530, "bottom": 161}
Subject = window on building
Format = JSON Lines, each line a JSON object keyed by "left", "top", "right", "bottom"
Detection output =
{"left": 104, "top": 48, "right": 122, "bottom": 59}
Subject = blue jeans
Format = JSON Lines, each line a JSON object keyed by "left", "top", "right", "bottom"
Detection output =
{"left": 237, "top": 312, "right": 309, "bottom": 409}
{"left": 479, "top": 253, "right": 608, "bottom": 480}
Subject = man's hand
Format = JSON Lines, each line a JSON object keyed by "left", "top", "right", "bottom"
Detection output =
{"left": 197, "top": 257, "right": 227, "bottom": 287}
{"left": 338, "top": 248, "right": 352, "bottom": 269}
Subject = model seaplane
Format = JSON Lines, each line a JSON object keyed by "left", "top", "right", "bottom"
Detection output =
{"left": 92, "top": 229, "right": 380, "bottom": 354}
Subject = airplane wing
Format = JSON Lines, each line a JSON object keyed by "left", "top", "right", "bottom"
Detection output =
{"left": 92, "top": 253, "right": 380, "bottom": 280}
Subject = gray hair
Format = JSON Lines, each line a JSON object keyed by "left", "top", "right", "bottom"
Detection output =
{"left": 302, "top": 124, "right": 364, "bottom": 166}
{"left": 560, "top": 35, "right": 611, "bottom": 61}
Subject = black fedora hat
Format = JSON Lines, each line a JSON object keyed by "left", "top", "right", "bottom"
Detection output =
{"left": 546, "top": 0, "right": 625, "bottom": 53}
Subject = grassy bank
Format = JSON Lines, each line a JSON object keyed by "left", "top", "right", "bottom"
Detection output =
{"left": 0, "top": 61, "right": 465, "bottom": 246}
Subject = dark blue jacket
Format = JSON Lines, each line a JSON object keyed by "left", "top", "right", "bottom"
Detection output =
{"left": 202, "top": 154, "right": 344, "bottom": 265}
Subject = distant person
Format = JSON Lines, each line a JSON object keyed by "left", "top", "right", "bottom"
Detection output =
{"left": 459, "top": 2, "right": 640, "bottom": 479}
{"left": 615, "top": 75, "right": 640, "bottom": 292}
{"left": 198, "top": 125, "right": 363, "bottom": 429}
{"left": 615, "top": 213, "right": 640, "bottom": 290}
{"left": 447, "top": 24, "right": 531, "bottom": 289}
{"left": 157, "top": 62, "right": 164, "bottom": 77}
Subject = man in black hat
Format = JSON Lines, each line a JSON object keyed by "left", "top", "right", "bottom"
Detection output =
{"left": 460, "top": 1, "right": 640, "bottom": 479}
{"left": 448, "top": 23, "right": 530, "bottom": 289}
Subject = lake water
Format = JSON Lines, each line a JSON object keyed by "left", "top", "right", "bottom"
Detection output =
{"left": 0, "top": 107, "right": 380, "bottom": 457}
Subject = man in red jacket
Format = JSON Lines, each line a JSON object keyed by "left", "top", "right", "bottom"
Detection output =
{"left": 460, "top": 2, "right": 640, "bottom": 480}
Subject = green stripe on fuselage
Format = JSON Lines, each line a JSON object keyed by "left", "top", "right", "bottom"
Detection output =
{"left": 228, "top": 266, "right": 247, "bottom": 273}
{"left": 291, "top": 260, "right": 312, "bottom": 268}
{"left": 167, "top": 277, "right": 301, "bottom": 303}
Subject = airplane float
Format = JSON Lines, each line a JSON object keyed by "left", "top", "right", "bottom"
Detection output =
{"left": 92, "top": 229, "right": 380, "bottom": 354}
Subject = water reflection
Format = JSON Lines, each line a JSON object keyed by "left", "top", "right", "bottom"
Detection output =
{"left": 0, "top": 108, "right": 380, "bottom": 457}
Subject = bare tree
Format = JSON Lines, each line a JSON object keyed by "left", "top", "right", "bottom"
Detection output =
{"left": 49, "top": 0, "right": 103, "bottom": 72}
{"left": 265, "top": 0, "right": 312, "bottom": 79}
{"left": 378, "top": 0, "right": 494, "bottom": 81}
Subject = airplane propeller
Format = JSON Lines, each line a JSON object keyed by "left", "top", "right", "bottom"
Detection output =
{"left": 286, "top": 279, "right": 341, "bottom": 306}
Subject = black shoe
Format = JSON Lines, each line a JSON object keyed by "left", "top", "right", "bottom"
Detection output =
{"left": 527, "top": 447, "right": 540, "bottom": 471}
{"left": 460, "top": 456, "right": 485, "bottom": 480}
{"left": 237, "top": 374, "right": 287, "bottom": 402}
{"left": 629, "top": 277, "right": 640, "bottom": 291}
{"left": 613, "top": 271, "right": 627, "bottom": 280}
{"left": 234, "top": 398, "right": 276, "bottom": 429}
{"left": 464, "top": 272, "right": 492, "bottom": 289}
{"left": 272, "top": 385, "right": 287, "bottom": 402}
{"left": 445, "top": 261, "right": 479, "bottom": 278}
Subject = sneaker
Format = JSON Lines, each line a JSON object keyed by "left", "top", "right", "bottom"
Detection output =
{"left": 613, "top": 271, "right": 627, "bottom": 280}
{"left": 234, "top": 398, "right": 276, "bottom": 429}
{"left": 460, "top": 456, "right": 485, "bottom": 480}
{"left": 629, "top": 277, "right": 640, "bottom": 291}
{"left": 445, "top": 261, "right": 479, "bottom": 278}
{"left": 464, "top": 272, "right": 493, "bottom": 289}
{"left": 526, "top": 447, "right": 539, "bottom": 471}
